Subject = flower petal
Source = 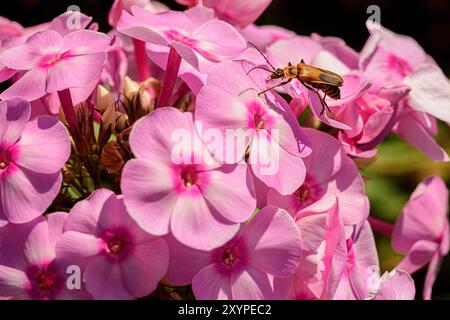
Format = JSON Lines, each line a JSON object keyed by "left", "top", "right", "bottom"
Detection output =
{"left": 0, "top": 98, "right": 30, "bottom": 149}
{"left": 14, "top": 116, "right": 70, "bottom": 174}
{"left": 192, "top": 263, "right": 232, "bottom": 300}
{"left": 242, "top": 206, "right": 302, "bottom": 277}
{"left": 120, "top": 238, "right": 169, "bottom": 297}
{"left": 200, "top": 164, "right": 256, "bottom": 223}
{"left": 121, "top": 159, "right": 176, "bottom": 236}
{"left": 46, "top": 53, "right": 106, "bottom": 92}
{"left": 0, "top": 168, "right": 61, "bottom": 224}
{"left": 0, "top": 68, "right": 47, "bottom": 101}
{"left": 170, "top": 191, "right": 239, "bottom": 250}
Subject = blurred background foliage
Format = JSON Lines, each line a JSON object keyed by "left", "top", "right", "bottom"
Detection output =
{"left": 1, "top": 0, "right": 450, "bottom": 299}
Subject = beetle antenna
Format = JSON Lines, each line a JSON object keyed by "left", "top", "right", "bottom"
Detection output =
{"left": 246, "top": 66, "right": 274, "bottom": 76}
{"left": 247, "top": 42, "right": 277, "bottom": 71}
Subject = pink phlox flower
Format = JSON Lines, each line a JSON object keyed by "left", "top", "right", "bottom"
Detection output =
{"left": 392, "top": 176, "right": 450, "bottom": 300}
{"left": 164, "top": 206, "right": 302, "bottom": 300}
{"left": 55, "top": 189, "right": 169, "bottom": 300}
{"left": 0, "top": 213, "right": 91, "bottom": 300}
{"left": 121, "top": 107, "right": 257, "bottom": 250}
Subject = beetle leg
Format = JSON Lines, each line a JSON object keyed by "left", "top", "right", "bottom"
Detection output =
{"left": 320, "top": 92, "right": 332, "bottom": 115}
{"left": 257, "top": 79, "right": 292, "bottom": 96}
{"left": 301, "top": 81, "right": 331, "bottom": 115}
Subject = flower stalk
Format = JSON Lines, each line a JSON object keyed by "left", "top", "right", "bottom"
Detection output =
{"left": 58, "top": 89, "right": 80, "bottom": 139}
{"left": 368, "top": 216, "right": 395, "bottom": 236}
{"left": 156, "top": 47, "right": 182, "bottom": 108}
{"left": 132, "top": 38, "right": 151, "bottom": 81}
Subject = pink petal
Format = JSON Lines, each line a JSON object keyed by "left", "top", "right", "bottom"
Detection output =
{"left": 0, "top": 266, "right": 29, "bottom": 298}
{"left": 192, "top": 20, "right": 246, "bottom": 61}
{"left": 129, "top": 107, "right": 193, "bottom": 162}
{"left": 268, "top": 36, "right": 322, "bottom": 67}
{"left": 48, "top": 11, "right": 93, "bottom": 36}
{"left": 230, "top": 264, "right": 275, "bottom": 300}
{"left": 46, "top": 53, "right": 106, "bottom": 92}
{"left": 250, "top": 130, "right": 306, "bottom": 195}
{"left": 121, "top": 159, "right": 176, "bottom": 236}
{"left": 404, "top": 63, "right": 450, "bottom": 123}
{"left": 270, "top": 94, "right": 312, "bottom": 158}
{"left": 307, "top": 91, "right": 351, "bottom": 130}
{"left": 55, "top": 231, "right": 105, "bottom": 269}
{"left": 22, "top": 217, "right": 55, "bottom": 267}
{"left": 171, "top": 41, "right": 200, "bottom": 70}
{"left": 83, "top": 256, "right": 131, "bottom": 300}
{"left": 64, "top": 188, "right": 115, "bottom": 234}
{"left": 170, "top": 191, "right": 239, "bottom": 250}
{"left": 242, "top": 206, "right": 302, "bottom": 277}
{"left": 195, "top": 86, "right": 251, "bottom": 163}
{"left": 372, "top": 269, "right": 415, "bottom": 300}
{"left": 120, "top": 238, "right": 169, "bottom": 297}
{"left": 46, "top": 212, "right": 68, "bottom": 248}
{"left": 296, "top": 212, "right": 329, "bottom": 253}
{"left": 302, "top": 128, "right": 343, "bottom": 183}
{"left": 396, "top": 240, "right": 438, "bottom": 274}
{"left": 24, "top": 30, "right": 63, "bottom": 56}
{"left": 96, "top": 193, "right": 135, "bottom": 233}
{"left": 192, "top": 263, "right": 232, "bottom": 300}
{"left": 326, "top": 156, "right": 369, "bottom": 227}
{"left": 0, "top": 98, "right": 30, "bottom": 149}
{"left": 0, "top": 168, "right": 62, "bottom": 224}
{"left": 423, "top": 253, "right": 442, "bottom": 300}
{"left": 200, "top": 165, "right": 256, "bottom": 223}
{"left": 395, "top": 111, "right": 449, "bottom": 161}
{"left": 164, "top": 234, "right": 211, "bottom": 285}
{"left": 0, "top": 68, "right": 47, "bottom": 101}
{"left": 347, "top": 222, "right": 379, "bottom": 299}
{"left": 0, "top": 45, "right": 39, "bottom": 70}
{"left": 116, "top": 10, "right": 170, "bottom": 46}
{"left": 14, "top": 116, "right": 70, "bottom": 174}
{"left": 392, "top": 176, "right": 449, "bottom": 253}
{"left": 62, "top": 30, "right": 112, "bottom": 54}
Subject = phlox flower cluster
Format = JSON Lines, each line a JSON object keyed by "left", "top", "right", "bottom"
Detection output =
{"left": 0, "top": 0, "right": 449, "bottom": 300}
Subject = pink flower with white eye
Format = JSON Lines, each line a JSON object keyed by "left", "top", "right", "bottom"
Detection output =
{"left": 195, "top": 60, "right": 312, "bottom": 195}
{"left": 329, "top": 222, "right": 380, "bottom": 300}
{"left": 360, "top": 21, "right": 450, "bottom": 161}
{"left": 369, "top": 269, "right": 415, "bottom": 300}
{"left": 176, "top": 0, "right": 272, "bottom": 28}
{"left": 164, "top": 206, "right": 302, "bottom": 300}
{"left": 117, "top": 6, "right": 247, "bottom": 72}
{"left": 0, "top": 98, "right": 70, "bottom": 226}
{"left": 267, "top": 128, "right": 369, "bottom": 235}
{"left": 0, "top": 29, "right": 113, "bottom": 101}
{"left": 266, "top": 36, "right": 371, "bottom": 130}
{"left": 392, "top": 176, "right": 450, "bottom": 300}
{"left": 55, "top": 189, "right": 169, "bottom": 300}
{"left": 121, "top": 107, "right": 256, "bottom": 251}
{"left": 0, "top": 213, "right": 91, "bottom": 300}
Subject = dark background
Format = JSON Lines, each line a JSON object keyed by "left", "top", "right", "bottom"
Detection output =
{"left": 1, "top": 0, "right": 450, "bottom": 299}
{"left": 1, "top": 0, "right": 450, "bottom": 73}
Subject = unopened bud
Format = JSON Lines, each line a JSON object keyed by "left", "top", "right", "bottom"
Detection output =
{"left": 124, "top": 76, "right": 140, "bottom": 99}
{"left": 96, "top": 85, "right": 115, "bottom": 112}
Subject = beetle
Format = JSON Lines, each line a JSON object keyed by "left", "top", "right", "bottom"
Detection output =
{"left": 247, "top": 43, "right": 344, "bottom": 114}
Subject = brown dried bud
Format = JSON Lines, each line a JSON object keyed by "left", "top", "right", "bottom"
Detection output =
{"left": 100, "top": 141, "right": 127, "bottom": 181}
{"left": 62, "top": 166, "right": 75, "bottom": 184}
